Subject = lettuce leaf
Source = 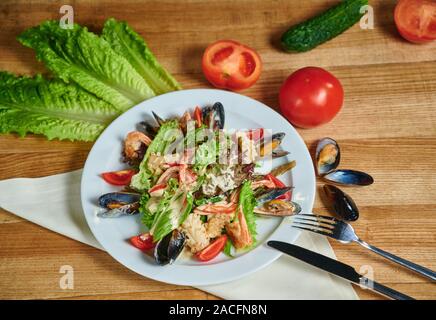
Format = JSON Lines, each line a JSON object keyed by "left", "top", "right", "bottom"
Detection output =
{"left": 239, "top": 180, "right": 257, "bottom": 244}
{"left": 17, "top": 20, "right": 155, "bottom": 111}
{"left": 130, "top": 120, "right": 180, "bottom": 190}
{"left": 223, "top": 238, "right": 234, "bottom": 257}
{"left": 0, "top": 72, "right": 118, "bottom": 141}
{"left": 102, "top": 18, "right": 181, "bottom": 95}
{"left": 150, "top": 190, "right": 193, "bottom": 241}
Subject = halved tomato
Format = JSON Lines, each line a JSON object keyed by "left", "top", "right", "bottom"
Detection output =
{"left": 246, "top": 128, "right": 264, "bottom": 141}
{"left": 202, "top": 40, "right": 262, "bottom": 91}
{"left": 196, "top": 235, "right": 228, "bottom": 262}
{"left": 101, "top": 169, "right": 136, "bottom": 186}
{"left": 130, "top": 233, "right": 155, "bottom": 251}
{"left": 394, "top": 0, "right": 436, "bottom": 43}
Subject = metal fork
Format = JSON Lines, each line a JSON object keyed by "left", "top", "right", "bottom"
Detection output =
{"left": 292, "top": 213, "right": 436, "bottom": 281}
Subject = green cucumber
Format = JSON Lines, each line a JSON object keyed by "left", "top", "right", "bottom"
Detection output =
{"left": 281, "top": 0, "right": 368, "bottom": 52}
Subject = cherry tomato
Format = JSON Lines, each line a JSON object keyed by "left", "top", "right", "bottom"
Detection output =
{"left": 101, "top": 169, "right": 137, "bottom": 186}
{"left": 246, "top": 128, "right": 264, "bottom": 141}
{"left": 394, "top": 0, "right": 436, "bottom": 43}
{"left": 196, "top": 235, "right": 228, "bottom": 262}
{"left": 130, "top": 233, "right": 155, "bottom": 251}
{"left": 265, "top": 174, "right": 291, "bottom": 201}
{"left": 202, "top": 40, "right": 262, "bottom": 91}
{"left": 194, "top": 106, "right": 202, "bottom": 128}
{"left": 279, "top": 67, "right": 344, "bottom": 129}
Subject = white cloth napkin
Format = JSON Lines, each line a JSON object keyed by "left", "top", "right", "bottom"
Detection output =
{"left": 0, "top": 170, "right": 358, "bottom": 300}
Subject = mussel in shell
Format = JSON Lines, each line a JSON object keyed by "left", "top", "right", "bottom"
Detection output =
{"left": 138, "top": 121, "right": 158, "bottom": 138}
{"left": 254, "top": 187, "right": 301, "bottom": 216}
{"left": 254, "top": 199, "right": 301, "bottom": 217}
{"left": 316, "top": 137, "right": 340, "bottom": 175}
{"left": 97, "top": 192, "right": 140, "bottom": 218}
{"left": 202, "top": 102, "right": 225, "bottom": 130}
{"left": 259, "top": 132, "right": 285, "bottom": 157}
{"left": 323, "top": 185, "right": 359, "bottom": 221}
{"left": 315, "top": 137, "right": 374, "bottom": 186}
{"left": 154, "top": 229, "right": 186, "bottom": 265}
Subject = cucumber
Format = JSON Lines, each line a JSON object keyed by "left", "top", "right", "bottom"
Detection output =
{"left": 281, "top": 0, "right": 368, "bottom": 52}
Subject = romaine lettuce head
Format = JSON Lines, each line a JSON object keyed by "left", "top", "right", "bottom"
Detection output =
{"left": 17, "top": 20, "right": 155, "bottom": 111}
{"left": 0, "top": 72, "right": 118, "bottom": 141}
{"left": 102, "top": 18, "right": 181, "bottom": 95}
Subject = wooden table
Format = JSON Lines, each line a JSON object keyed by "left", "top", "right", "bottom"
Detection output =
{"left": 0, "top": 0, "right": 435, "bottom": 300}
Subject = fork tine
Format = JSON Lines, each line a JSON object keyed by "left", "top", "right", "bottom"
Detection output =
{"left": 294, "top": 213, "right": 337, "bottom": 221}
{"left": 291, "top": 224, "right": 334, "bottom": 237}
{"left": 293, "top": 213, "right": 338, "bottom": 225}
{"left": 291, "top": 218, "right": 335, "bottom": 230}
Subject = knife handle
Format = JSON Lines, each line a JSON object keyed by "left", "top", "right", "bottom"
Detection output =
{"left": 360, "top": 277, "right": 415, "bottom": 300}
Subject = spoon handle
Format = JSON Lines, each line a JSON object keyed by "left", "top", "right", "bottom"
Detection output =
{"left": 356, "top": 239, "right": 436, "bottom": 281}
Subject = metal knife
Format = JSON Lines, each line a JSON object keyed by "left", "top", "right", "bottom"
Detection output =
{"left": 267, "top": 241, "right": 415, "bottom": 300}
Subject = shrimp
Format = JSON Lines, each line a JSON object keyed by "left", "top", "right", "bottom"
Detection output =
{"left": 225, "top": 207, "right": 252, "bottom": 249}
{"left": 123, "top": 131, "right": 152, "bottom": 162}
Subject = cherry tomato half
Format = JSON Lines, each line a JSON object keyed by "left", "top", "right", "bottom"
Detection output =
{"left": 265, "top": 174, "right": 291, "bottom": 201}
{"left": 395, "top": 0, "right": 436, "bottom": 43}
{"left": 246, "top": 128, "right": 264, "bottom": 141}
{"left": 130, "top": 233, "right": 155, "bottom": 251}
{"left": 279, "top": 67, "right": 344, "bottom": 129}
{"left": 196, "top": 235, "right": 228, "bottom": 262}
{"left": 194, "top": 106, "right": 202, "bottom": 128}
{"left": 202, "top": 40, "right": 262, "bottom": 91}
{"left": 101, "top": 169, "right": 137, "bottom": 186}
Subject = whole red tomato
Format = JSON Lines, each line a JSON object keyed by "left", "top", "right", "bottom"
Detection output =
{"left": 279, "top": 67, "right": 344, "bottom": 129}
{"left": 394, "top": 0, "right": 436, "bottom": 43}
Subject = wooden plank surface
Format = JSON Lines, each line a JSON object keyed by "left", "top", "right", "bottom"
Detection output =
{"left": 0, "top": 0, "right": 435, "bottom": 300}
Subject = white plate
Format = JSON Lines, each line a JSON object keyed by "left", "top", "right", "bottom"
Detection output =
{"left": 81, "top": 89, "right": 315, "bottom": 286}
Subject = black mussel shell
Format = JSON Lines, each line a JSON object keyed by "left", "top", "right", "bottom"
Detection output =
{"left": 138, "top": 121, "right": 158, "bottom": 138}
{"left": 323, "top": 185, "right": 359, "bottom": 221}
{"left": 152, "top": 111, "right": 165, "bottom": 126}
{"left": 256, "top": 187, "right": 293, "bottom": 206}
{"left": 202, "top": 102, "right": 225, "bottom": 130}
{"left": 323, "top": 169, "right": 374, "bottom": 186}
{"left": 98, "top": 192, "right": 141, "bottom": 208}
{"left": 154, "top": 229, "right": 186, "bottom": 266}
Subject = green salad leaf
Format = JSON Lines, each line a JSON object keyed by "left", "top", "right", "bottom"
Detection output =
{"left": 0, "top": 72, "right": 118, "bottom": 141}
{"left": 239, "top": 180, "right": 257, "bottom": 245}
{"left": 17, "top": 20, "right": 155, "bottom": 111}
{"left": 102, "top": 18, "right": 181, "bottom": 95}
{"left": 139, "top": 193, "right": 154, "bottom": 229}
{"left": 130, "top": 120, "right": 180, "bottom": 190}
{"left": 150, "top": 190, "right": 193, "bottom": 241}
{"left": 223, "top": 238, "right": 234, "bottom": 258}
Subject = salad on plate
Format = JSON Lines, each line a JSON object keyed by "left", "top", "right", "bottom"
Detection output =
{"left": 97, "top": 102, "right": 301, "bottom": 265}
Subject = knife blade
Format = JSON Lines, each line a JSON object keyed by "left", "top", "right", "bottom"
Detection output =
{"left": 267, "top": 241, "right": 415, "bottom": 300}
